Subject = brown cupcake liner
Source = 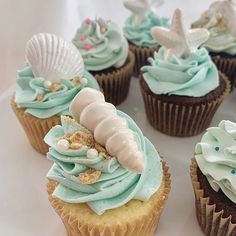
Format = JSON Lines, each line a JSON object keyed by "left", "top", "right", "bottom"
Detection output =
{"left": 211, "top": 55, "right": 236, "bottom": 90}
{"left": 140, "top": 74, "right": 231, "bottom": 137}
{"left": 94, "top": 50, "right": 135, "bottom": 106}
{"left": 190, "top": 159, "right": 236, "bottom": 236}
{"left": 11, "top": 98, "right": 60, "bottom": 155}
{"left": 47, "top": 161, "right": 171, "bottom": 236}
{"left": 129, "top": 43, "right": 160, "bottom": 78}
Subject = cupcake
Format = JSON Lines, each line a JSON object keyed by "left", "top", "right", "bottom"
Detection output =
{"left": 11, "top": 33, "right": 99, "bottom": 155}
{"left": 192, "top": 0, "right": 236, "bottom": 90}
{"left": 46, "top": 88, "right": 170, "bottom": 236}
{"left": 190, "top": 120, "right": 236, "bottom": 235}
{"left": 123, "top": 0, "right": 169, "bottom": 77}
{"left": 140, "top": 9, "right": 230, "bottom": 137}
{"left": 72, "top": 18, "right": 135, "bottom": 105}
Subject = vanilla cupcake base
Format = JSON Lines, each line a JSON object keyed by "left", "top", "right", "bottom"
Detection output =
{"left": 11, "top": 98, "right": 60, "bottom": 155}
{"left": 47, "top": 161, "right": 170, "bottom": 236}
{"left": 129, "top": 43, "right": 160, "bottom": 78}
{"left": 190, "top": 159, "right": 236, "bottom": 236}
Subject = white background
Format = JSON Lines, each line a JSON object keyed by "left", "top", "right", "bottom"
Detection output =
{"left": 0, "top": 0, "right": 235, "bottom": 235}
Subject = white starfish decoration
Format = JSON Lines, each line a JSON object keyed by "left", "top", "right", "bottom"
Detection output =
{"left": 123, "top": 0, "right": 164, "bottom": 24}
{"left": 151, "top": 8, "right": 209, "bottom": 60}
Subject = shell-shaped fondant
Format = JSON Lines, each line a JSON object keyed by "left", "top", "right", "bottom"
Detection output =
{"left": 69, "top": 88, "right": 144, "bottom": 173}
{"left": 94, "top": 116, "right": 128, "bottom": 146}
{"left": 26, "top": 33, "right": 84, "bottom": 83}
{"left": 192, "top": 0, "right": 236, "bottom": 37}
{"left": 69, "top": 88, "right": 105, "bottom": 121}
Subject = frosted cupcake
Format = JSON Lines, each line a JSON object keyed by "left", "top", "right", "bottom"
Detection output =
{"left": 46, "top": 88, "right": 170, "bottom": 236}
{"left": 123, "top": 0, "right": 169, "bottom": 77}
{"left": 73, "top": 18, "right": 135, "bottom": 105}
{"left": 11, "top": 33, "right": 99, "bottom": 155}
{"left": 140, "top": 9, "right": 230, "bottom": 137}
{"left": 190, "top": 120, "right": 236, "bottom": 235}
{"left": 192, "top": 0, "right": 236, "bottom": 90}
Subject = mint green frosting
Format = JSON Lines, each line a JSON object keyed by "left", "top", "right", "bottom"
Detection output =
{"left": 141, "top": 47, "right": 219, "bottom": 97}
{"left": 195, "top": 120, "right": 236, "bottom": 203}
{"left": 45, "top": 112, "right": 163, "bottom": 215}
{"left": 123, "top": 11, "right": 169, "bottom": 47}
{"left": 73, "top": 18, "right": 129, "bottom": 71}
{"left": 15, "top": 65, "right": 99, "bottom": 119}
{"left": 203, "top": 27, "right": 236, "bottom": 55}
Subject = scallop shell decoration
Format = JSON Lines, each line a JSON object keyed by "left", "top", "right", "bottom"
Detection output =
{"left": 192, "top": 0, "right": 236, "bottom": 38}
{"left": 26, "top": 33, "right": 84, "bottom": 83}
{"left": 69, "top": 88, "right": 144, "bottom": 173}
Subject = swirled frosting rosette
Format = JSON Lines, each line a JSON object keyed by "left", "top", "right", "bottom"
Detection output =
{"left": 142, "top": 47, "right": 219, "bottom": 97}
{"left": 195, "top": 120, "right": 236, "bottom": 203}
{"left": 15, "top": 66, "right": 99, "bottom": 118}
{"left": 45, "top": 88, "right": 163, "bottom": 215}
{"left": 123, "top": 11, "right": 169, "bottom": 47}
{"left": 73, "top": 18, "right": 129, "bottom": 71}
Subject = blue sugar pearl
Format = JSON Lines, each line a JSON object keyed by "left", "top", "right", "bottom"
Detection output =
{"left": 215, "top": 147, "right": 220, "bottom": 151}
{"left": 231, "top": 169, "right": 236, "bottom": 174}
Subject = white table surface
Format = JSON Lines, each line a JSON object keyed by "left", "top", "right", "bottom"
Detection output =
{"left": 0, "top": 0, "right": 235, "bottom": 236}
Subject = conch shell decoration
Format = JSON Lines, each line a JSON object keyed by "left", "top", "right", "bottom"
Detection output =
{"left": 26, "top": 33, "right": 84, "bottom": 83}
{"left": 69, "top": 88, "right": 144, "bottom": 173}
{"left": 123, "top": 0, "right": 164, "bottom": 25}
{"left": 192, "top": 0, "right": 236, "bottom": 37}
{"left": 151, "top": 9, "right": 209, "bottom": 60}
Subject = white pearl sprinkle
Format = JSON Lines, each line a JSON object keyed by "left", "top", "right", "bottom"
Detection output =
{"left": 43, "top": 80, "right": 52, "bottom": 89}
{"left": 87, "top": 148, "right": 98, "bottom": 159}
{"left": 57, "top": 139, "right": 69, "bottom": 151}
{"left": 80, "top": 78, "right": 88, "bottom": 86}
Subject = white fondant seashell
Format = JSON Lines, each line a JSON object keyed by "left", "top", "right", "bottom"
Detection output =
{"left": 80, "top": 102, "right": 116, "bottom": 131}
{"left": 192, "top": 0, "right": 236, "bottom": 37}
{"left": 105, "top": 129, "right": 137, "bottom": 156}
{"left": 69, "top": 88, "right": 144, "bottom": 173}
{"left": 118, "top": 148, "right": 144, "bottom": 173}
{"left": 69, "top": 88, "right": 105, "bottom": 121}
{"left": 26, "top": 33, "right": 84, "bottom": 83}
{"left": 94, "top": 116, "right": 128, "bottom": 146}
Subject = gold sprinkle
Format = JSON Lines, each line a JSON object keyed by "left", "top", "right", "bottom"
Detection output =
{"left": 63, "top": 131, "right": 112, "bottom": 157}
{"left": 36, "top": 93, "right": 44, "bottom": 101}
{"left": 78, "top": 169, "right": 101, "bottom": 185}
{"left": 50, "top": 83, "right": 61, "bottom": 92}
{"left": 72, "top": 76, "right": 81, "bottom": 87}
{"left": 70, "top": 142, "right": 82, "bottom": 150}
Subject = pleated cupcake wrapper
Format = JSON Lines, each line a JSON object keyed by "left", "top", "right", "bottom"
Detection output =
{"left": 94, "top": 50, "right": 135, "bottom": 106}
{"left": 11, "top": 98, "right": 60, "bottom": 155}
{"left": 140, "top": 74, "right": 230, "bottom": 137}
{"left": 129, "top": 43, "right": 160, "bottom": 78}
{"left": 47, "top": 161, "right": 171, "bottom": 236}
{"left": 190, "top": 159, "right": 236, "bottom": 236}
{"left": 211, "top": 55, "right": 236, "bottom": 90}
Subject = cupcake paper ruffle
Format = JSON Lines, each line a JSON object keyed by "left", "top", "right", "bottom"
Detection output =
{"left": 190, "top": 159, "right": 236, "bottom": 236}
{"left": 94, "top": 50, "right": 135, "bottom": 106}
{"left": 11, "top": 98, "right": 60, "bottom": 155}
{"left": 129, "top": 43, "right": 160, "bottom": 78}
